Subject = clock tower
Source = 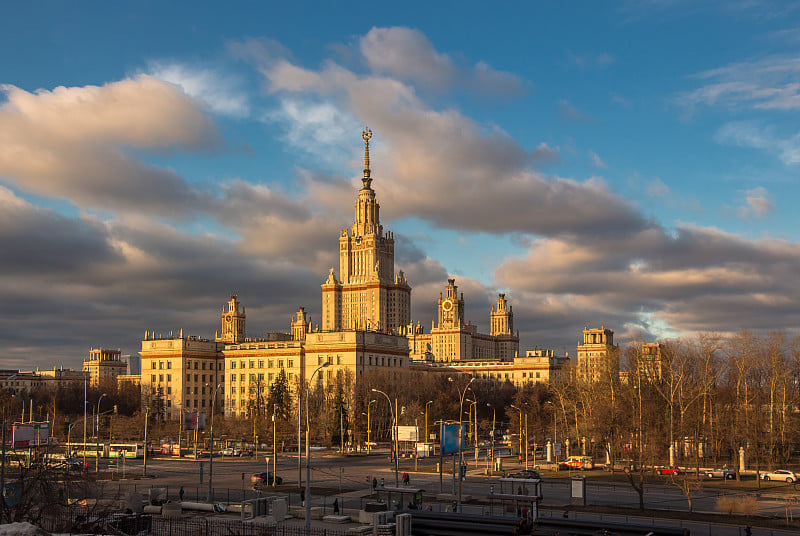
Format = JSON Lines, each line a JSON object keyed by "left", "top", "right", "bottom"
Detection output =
{"left": 437, "top": 279, "right": 465, "bottom": 328}
{"left": 218, "top": 294, "right": 246, "bottom": 344}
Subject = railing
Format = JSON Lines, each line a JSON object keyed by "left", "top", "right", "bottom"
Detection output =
{"left": 37, "top": 508, "right": 352, "bottom": 536}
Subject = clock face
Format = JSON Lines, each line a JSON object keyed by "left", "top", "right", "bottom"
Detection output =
{"left": 442, "top": 299, "right": 453, "bottom": 312}
{"left": 225, "top": 314, "right": 232, "bottom": 322}
{"left": 355, "top": 235, "right": 362, "bottom": 245}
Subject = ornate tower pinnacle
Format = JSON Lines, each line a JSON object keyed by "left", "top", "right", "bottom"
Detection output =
{"left": 362, "top": 127, "right": 373, "bottom": 188}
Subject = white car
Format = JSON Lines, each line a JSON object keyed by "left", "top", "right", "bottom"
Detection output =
{"left": 762, "top": 469, "right": 798, "bottom": 482}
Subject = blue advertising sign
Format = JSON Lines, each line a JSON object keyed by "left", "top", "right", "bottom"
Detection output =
{"left": 441, "top": 423, "right": 465, "bottom": 455}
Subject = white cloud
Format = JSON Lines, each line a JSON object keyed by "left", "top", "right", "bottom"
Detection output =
{"left": 738, "top": 186, "right": 776, "bottom": 219}
{"left": 678, "top": 55, "right": 800, "bottom": 112}
{"left": 0, "top": 76, "right": 221, "bottom": 218}
{"left": 148, "top": 61, "right": 251, "bottom": 118}
{"left": 715, "top": 121, "right": 800, "bottom": 165}
{"left": 359, "top": 27, "right": 525, "bottom": 96}
{"left": 258, "top": 54, "right": 646, "bottom": 236}
{"left": 589, "top": 150, "right": 608, "bottom": 169}
{"left": 558, "top": 99, "right": 594, "bottom": 122}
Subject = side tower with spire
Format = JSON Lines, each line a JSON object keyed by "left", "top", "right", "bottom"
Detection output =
{"left": 321, "top": 129, "right": 412, "bottom": 333}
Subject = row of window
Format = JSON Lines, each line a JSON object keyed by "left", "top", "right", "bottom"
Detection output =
{"left": 230, "top": 359, "right": 293, "bottom": 370}
{"left": 150, "top": 359, "right": 222, "bottom": 370}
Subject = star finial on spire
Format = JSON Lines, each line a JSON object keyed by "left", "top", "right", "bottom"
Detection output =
{"left": 362, "top": 127, "right": 372, "bottom": 186}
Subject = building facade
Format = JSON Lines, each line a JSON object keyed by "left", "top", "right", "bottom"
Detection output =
{"left": 576, "top": 326, "right": 619, "bottom": 382}
{"left": 83, "top": 348, "right": 128, "bottom": 386}
{"left": 408, "top": 279, "right": 519, "bottom": 362}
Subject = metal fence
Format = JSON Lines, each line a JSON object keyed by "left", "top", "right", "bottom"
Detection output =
{"left": 37, "top": 508, "right": 352, "bottom": 536}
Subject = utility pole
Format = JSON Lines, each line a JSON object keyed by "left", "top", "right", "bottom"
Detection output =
{"left": 143, "top": 406, "right": 149, "bottom": 476}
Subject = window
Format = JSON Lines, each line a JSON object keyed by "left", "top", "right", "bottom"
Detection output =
{"left": 231, "top": 362, "right": 236, "bottom": 369}
{"left": 288, "top": 360, "right": 293, "bottom": 368}
{"left": 194, "top": 362, "right": 198, "bottom": 370}
{"left": 259, "top": 360, "right": 265, "bottom": 368}
{"left": 187, "top": 361, "right": 192, "bottom": 369}
{"left": 258, "top": 373, "right": 264, "bottom": 381}
{"left": 158, "top": 374, "right": 163, "bottom": 382}
{"left": 186, "top": 387, "right": 190, "bottom": 394}
{"left": 159, "top": 362, "right": 164, "bottom": 369}
{"left": 194, "top": 387, "right": 198, "bottom": 395}
{"left": 279, "top": 360, "right": 284, "bottom": 368}
{"left": 151, "top": 362, "right": 156, "bottom": 369}
{"left": 193, "top": 399, "right": 197, "bottom": 408}
{"left": 167, "top": 387, "right": 172, "bottom": 394}
{"left": 202, "top": 374, "right": 206, "bottom": 382}
{"left": 250, "top": 374, "right": 255, "bottom": 381}
{"left": 202, "top": 362, "right": 206, "bottom": 370}
{"left": 151, "top": 374, "right": 156, "bottom": 382}
{"left": 240, "top": 361, "right": 245, "bottom": 369}
{"left": 337, "top": 355, "right": 342, "bottom": 365}
{"left": 167, "top": 374, "right": 171, "bottom": 382}
{"left": 194, "top": 374, "right": 198, "bottom": 382}
{"left": 202, "top": 387, "right": 206, "bottom": 395}
{"left": 167, "top": 362, "right": 171, "bottom": 369}
{"left": 240, "top": 387, "right": 245, "bottom": 394}
{"left": 201, "top": 399, "right": 206, "bottom": 407}
{"left": 231, "top": 374, "right": 236, "bottom": 382}
{"left": 268, "top": 373, "right": 274, "bottom": 381}
{"left": 249, "top": 361, "right": 255, "bottom": 369}
{"left": 186, "top": 374, "right": 190, "bottom": 382}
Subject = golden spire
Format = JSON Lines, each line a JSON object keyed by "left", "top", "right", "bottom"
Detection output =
{"left": 362, "top": 127, "right": 372, "bottom": 187}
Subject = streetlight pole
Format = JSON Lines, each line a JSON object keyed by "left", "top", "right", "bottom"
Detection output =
{"left": 450, "top": 376, "right": 476, "bottom": 513}
{"left": 207, "top": 383, "right": 223, "bottom": 502}
{"left": 371, "top": 389, "right": 398, "bottom": 487}
{"left": 366, "top": 400, "right": 376, "bottom": 452}
{"left": 424, "top": 400, "right": 433, "bottom": 444}
{"left": 510, "top": 404, "right": 523, "bottom": 463}
{"left": 95, "top": 393, "right": 107, "bottom": 473}
{"left": 82, "top": 375, "right": 87, "bottom": 468}
{"left": 143, "top": 406, "right": 149, "bottom": 477}
{"left": 487, "top": 403, "right": 496, "bottom": 473}
{"left": 272, "top": 404, "right": 277, "bottom": 488}
{"left": 306, "top": 362, "right": 330, "bottom": 530}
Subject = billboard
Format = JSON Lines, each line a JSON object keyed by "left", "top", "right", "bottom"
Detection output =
{"left": 182, "top": 412, "right": 206, "bottom": 431}
{"left": 13, "top": 422, "right": 50, "bottom": 447}
{"left": 394, "top": 425, "right": 418, "bottom": 442}
{"left": 441, "top": 423, "right": 464, "bottom": 455}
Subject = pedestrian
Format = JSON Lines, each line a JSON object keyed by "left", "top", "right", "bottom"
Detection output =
{"left": 179, "top": 486, "right": 184, "bottom": 502}
{"left": 333, "top": 497, "right": 339, "bottom": 515}
{"left": 745, "top": 527, "right": 752, "bottom": 536}
{"left": 372, "top": 477, "right": 377, "bottom": 491}
{"left": 402, "top": 472, "right": 410, "bottom": 486}
{"left": 300, "top": 488, "right": 305, "bottom": 506}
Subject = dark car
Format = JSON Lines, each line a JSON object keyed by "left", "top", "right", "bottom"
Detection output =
{"left": 251, "top": 472, "right": 283, "bottom": 488}
{"left": 507, "top": 469, "right": 541, "bottom": 480}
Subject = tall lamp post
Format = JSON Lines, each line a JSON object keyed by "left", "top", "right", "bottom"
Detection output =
{"left": 366, "top": 399, "right": 376, "bottom": 452}
{"left": 207, "top": 383, "right": 223, "bottom": 502}
{"left": 510, "top": 404, "right": 523, "bottom": 464}
{"left": 306, "top": 362, "right": 330, "bottom": 530}
{"left": 371, "top": 388, "right": 398, "bottom": 487}
{"left": 487, "top": 403, "right": 496, "bottom": 472}
{"left": 450, "top": 376, "right": 476, "bottom": 512}
{"left": 95, "top": 393, "right": 107, "bottom": 473}
{"left": 272, "top": 403, "right": 277, "bottom": 488}
{"left": 424, "top": 400, "right": 433, "bottom": 444}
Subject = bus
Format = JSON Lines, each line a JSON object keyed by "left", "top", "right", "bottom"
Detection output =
{"left": 109, "top": 443, "right": 144, "bottom": 459}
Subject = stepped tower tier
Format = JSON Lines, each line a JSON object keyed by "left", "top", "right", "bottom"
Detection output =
{"left": 322, "top": 129, "right": 412, "bottom": 334}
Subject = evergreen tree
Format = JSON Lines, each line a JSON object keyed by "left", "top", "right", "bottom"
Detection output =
{"left": 267, "top": 369, "right": 291, "bottom": 421}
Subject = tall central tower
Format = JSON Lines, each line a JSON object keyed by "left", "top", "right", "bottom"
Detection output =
{"left": 321, "top": 129, "right": 411, "bottom": 333}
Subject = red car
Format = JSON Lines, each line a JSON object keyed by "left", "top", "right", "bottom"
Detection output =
{"left": 654, "top": 466, "right": 681, "bottom": 475}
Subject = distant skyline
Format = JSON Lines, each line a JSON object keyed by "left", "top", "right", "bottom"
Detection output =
{"left": 3, "top": 1, "right": 800, "bottom": 369}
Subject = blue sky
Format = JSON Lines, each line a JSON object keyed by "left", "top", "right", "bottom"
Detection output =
{"left": 2, "top": 1, "right": 800, "bottom": 368}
